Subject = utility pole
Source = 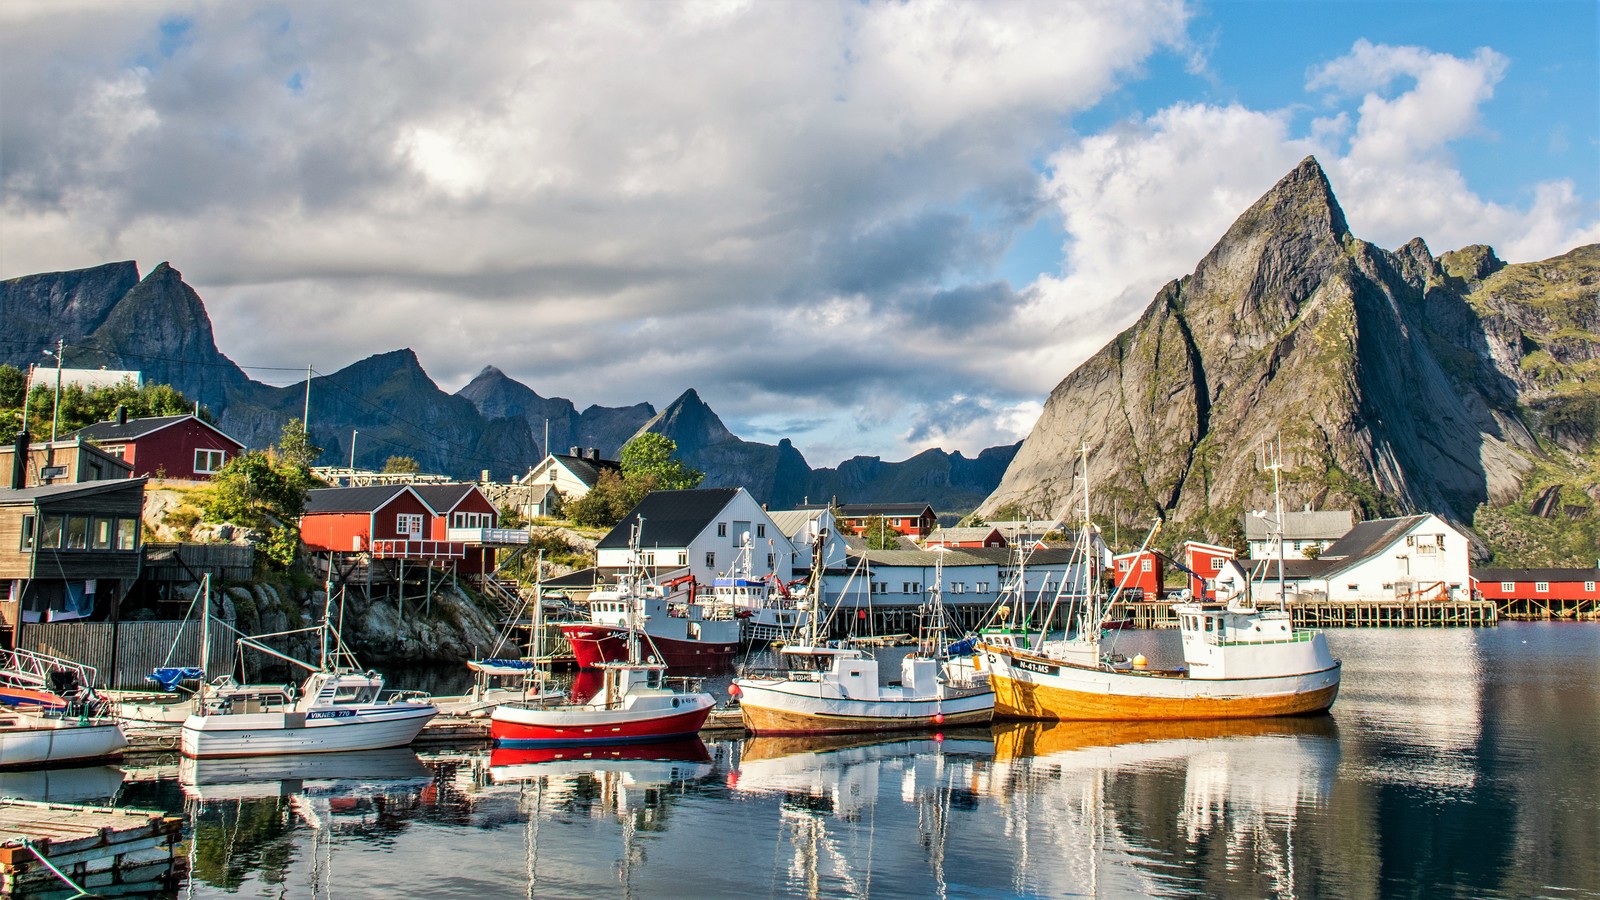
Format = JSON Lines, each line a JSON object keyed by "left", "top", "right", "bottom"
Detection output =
{"left": 303, "top": 364, "right": 313, "bottom": 430}
{"left": 350, "top": 430, "right": 359, "bottom": 470}
{"left": 46, "top": 340, "right": 65, "bottom": 443}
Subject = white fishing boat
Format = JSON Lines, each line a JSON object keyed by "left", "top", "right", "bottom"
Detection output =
{"left": 491, "top": 520, "right": 716, "bottom": 746}
{"left": 982, "top": 445, "right": 1341, "bottom": 721}
{"left": 0, "top": 703, "right": 128, "bottom": 768}
{"left": 732, "top": 539, "right": 994, "bottom": 735}
{"left": 179, "top": 588, "right": 437, "bottom": 759}
{"left": 704, "top": 535, "right": 810, "bottom": 644}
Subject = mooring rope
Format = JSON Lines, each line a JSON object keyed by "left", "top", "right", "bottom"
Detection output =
{"left": 20, "top": 839, "right": 95, "bottom": 899}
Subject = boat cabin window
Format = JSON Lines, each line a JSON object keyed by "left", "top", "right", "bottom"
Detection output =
{"left": 647, "top": 669, "right": 663, "bottom": 689}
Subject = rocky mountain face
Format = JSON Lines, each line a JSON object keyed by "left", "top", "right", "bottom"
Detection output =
{"left": 635, "top": 389, "right": 1021, "bottom": 510}
{"left": 3, "top": 262, "right": 1019, "bottom": 507}
{"left": 455, "top": 366, "right": 656, "bottom": 460}
{"left": 1, "top": 261, "right": 251, "bottom": 412}
{"left": 981, "top": 157, "right": 1598, "bottom": 553}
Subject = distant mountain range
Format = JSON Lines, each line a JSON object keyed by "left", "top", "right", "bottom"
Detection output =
{"left": 981, "top": 156, "right": 1599, "bottom": 550}
{"left": 1, "top": 262, "right": 1017, "bottom": 511}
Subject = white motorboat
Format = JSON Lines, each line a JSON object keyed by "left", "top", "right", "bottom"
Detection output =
{"left": 733, "top": 538, "right": 994, "bottom": 735}
{"left": 179, "top": 587, "right": 437, "bottom": 759}
{"left": 0, "top": 705, "right": 128, "bottom": 769}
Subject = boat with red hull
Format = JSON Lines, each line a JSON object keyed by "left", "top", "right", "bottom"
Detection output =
{"left": 561, "top": 574, "right": 740, "bottom": 670}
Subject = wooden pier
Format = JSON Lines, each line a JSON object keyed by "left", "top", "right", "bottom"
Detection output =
{"left": 1117, "top": 598, "right": 1499, "bottom": 628}
{"left": 0, "top": 799, "right": 184, "bottom": 897}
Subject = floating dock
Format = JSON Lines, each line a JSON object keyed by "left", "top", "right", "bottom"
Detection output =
{"left": 0, "top": 799, "right": 184, "bottom": 897}
{"left": 1116, "top": 598, "right": 1499, "bottom": 628}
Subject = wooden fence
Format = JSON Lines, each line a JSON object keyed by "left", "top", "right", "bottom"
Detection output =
{"left": 21, "top": 620, "right": 237, "bottom": 689}
{"left": 143, "top": 543, "right": 256, "bottom": 582}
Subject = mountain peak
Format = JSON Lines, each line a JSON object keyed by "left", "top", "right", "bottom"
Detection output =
{"left": 638, "top": 388, "right": 734, "bottom": 451}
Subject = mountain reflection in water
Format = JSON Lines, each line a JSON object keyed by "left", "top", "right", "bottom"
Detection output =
{"left": 25, "top": 624, "right": 1596, "bottom": 898}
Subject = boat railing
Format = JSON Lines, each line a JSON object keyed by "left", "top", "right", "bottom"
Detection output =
{"left": 2, "top": 648, "right": 99, "bottom": 692}
{"left": 1206, "top": 631, "right": 1315, "bottom": 647}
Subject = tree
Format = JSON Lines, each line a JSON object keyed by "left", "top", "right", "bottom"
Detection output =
{"left": 275, "top": 419, "right": 320, "bottom": 470}
{"left": 619, "top": 433, "right": 703, "bottom": 490}
{"left": 383, "top": 455, "right": 421, "bottom": 474}
{"left": 566, "top": 469, "right": 654, "bottom": 528}
{"left": 858, "top": 515, "right": 901, "bottom": 550}
{"left": 0, "top": 365, "right": 24, "bottom": 408}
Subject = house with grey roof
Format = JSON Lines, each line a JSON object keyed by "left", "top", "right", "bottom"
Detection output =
{"left": 1243, "top": 508, "right": 1356, "bottom": 559}
{"left": 596, "top": 487, "right": 796, "bottom": 586}
{"left": 766, "top": 507, "right": 849, "bottom": 571}
{"left": 516, "top": 448, "right": 622, "bottom": 517}
{"left": 1245, "top": 514, "right": 1470, "bottom": 603}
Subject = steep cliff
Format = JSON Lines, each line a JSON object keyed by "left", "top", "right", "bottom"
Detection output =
{"left": 454, "top": 365, "right": 656, "bottom": 459}
{"left": 982, "top": 157, "right": 1597, "bottom": 552}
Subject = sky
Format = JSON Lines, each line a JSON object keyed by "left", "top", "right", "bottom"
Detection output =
{"left": 2, "top": 1, "right": 1596, "bottom": 468}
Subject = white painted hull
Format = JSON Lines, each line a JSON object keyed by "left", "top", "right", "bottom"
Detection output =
{"left": 734, "top": 680, "right": 995, "bottom": 734}
{"left": 0, "top": 716, "right": 128, "bottom": 768}
{"left": 180, "top": 704, "right": 437, "bottom": 758}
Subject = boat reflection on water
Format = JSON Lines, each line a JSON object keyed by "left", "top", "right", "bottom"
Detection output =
{"left": 733, "top": 730, "right": 995, "bottom": 897}
{"left": 180, "top": 748, "right": 436, "bottom": 895}
{"left": 489, "top": 736, "right": 714, "bottom": 781}
{"left": 983, "top": 715, "right": 1342, "bottom": 898}
{"left": 0, "top": 763, "right": 125, "bottom": 804}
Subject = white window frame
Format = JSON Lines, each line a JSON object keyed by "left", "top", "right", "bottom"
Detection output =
{"left": 1535, "top": 581, "right": 1549, "bottom": 593}
{"left": 1211, "top": 558, "right": 1224, "bottom": 571}
{"left": 194, "top": 448, "right": 226, "bottom": 474}
{"left": 1141, "top": 558, "right": 1153, "bottom": 572}
{"left": 1586, "top": 581, "right": 1596, "bottom": 592}
{"left": 396, "top": 513, "right": 423, "bottom": 538}
{"left": 1500, "top": 581, "right": 1515, "bottom": 592}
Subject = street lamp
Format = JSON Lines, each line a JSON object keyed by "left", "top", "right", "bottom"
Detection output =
{"left": 41, "top": 340, "right": 63, "bottom": 443}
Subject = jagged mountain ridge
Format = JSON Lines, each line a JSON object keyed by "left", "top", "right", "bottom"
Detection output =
{"left": 982, "top": 156, "right": 1598, "bottom": 550}
{"left": 1, "top": 262, "right": 1018, "bottom": 507}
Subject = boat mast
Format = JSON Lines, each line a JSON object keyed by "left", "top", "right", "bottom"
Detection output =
{"left": 1265, "top": 440, "right": 1287, "bottom": 610}
{"left": 200, "top": 573, "right": 211, "bottom": 685}
{"left": 626, "top": 518, "right": 644, "bottom": 667}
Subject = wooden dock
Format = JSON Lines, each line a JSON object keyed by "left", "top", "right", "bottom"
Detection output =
{"left": 0, "top": 799, "right": 184, "bottom": 897}
{"left": 1117, "top": 598, "right": 1498, "bottom": 628}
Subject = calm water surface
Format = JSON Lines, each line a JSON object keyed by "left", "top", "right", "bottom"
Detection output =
{"left": 5, "top": 623, "right": 1596, "bottom": 899}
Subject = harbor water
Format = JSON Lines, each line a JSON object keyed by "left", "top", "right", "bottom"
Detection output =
{"left": 5, "top": 623, "right": 1597, "bottom": 898}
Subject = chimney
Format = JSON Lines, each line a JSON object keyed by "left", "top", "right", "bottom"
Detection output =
{"left": 589, "top": 448, "right": 601, "bottom": 462}
{"left": 569, "top": 446, "right": 582, "bottom": 457}
{"left": 115, "top": 404, "right": 128, "bottom": 426}
{"left": 481, "top": 469, "right": 491, "bottom": 483}
{"left": 11, "top": 432, "right": 28, "bottom": 490}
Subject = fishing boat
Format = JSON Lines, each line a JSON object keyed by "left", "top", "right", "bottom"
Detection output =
{"left": 492, "top": 520, "right": 716, "bottom": 746}
{"left": 704, "top": 536, "right": 810, "bottom": 645}
{"left": 560, "top": 570, "right": 741, "bottom": 669}
{"left": 981, "top": 446, "right": 1341, "bottom": 721}
{"left": 0, "top": 699, "right": 128, "bottom": 768}
{"left": 440, "top": 553, "right": 566, "bottom": 717}
{"left": 179, "top": 588, "right": 437, "bottom": 758}
{"left": 732, "top": 539, "right": 994, "bottom": 735}
{"left": 0, "top": 648, "right": 94, "bottom": 710}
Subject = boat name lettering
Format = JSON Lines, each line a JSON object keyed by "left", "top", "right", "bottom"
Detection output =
{"left": 1014, "top": 658, "right": 1059, "bottom": 676}
{"left": 307, "top": 709, "right": 356, "bottom": 720}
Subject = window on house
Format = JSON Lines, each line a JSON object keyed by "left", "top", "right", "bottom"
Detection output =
{"left": 65, "top": 516, "right": 88, "bottom": 549}
{"left": 977, "top": 582, "right": 989, "bottom": 592}
{"left": 91, "top": 518, "right": 113, "bottom": 550}
{"left": 706, "top": 552, "right": 715, "bottom": 568}
{"left": 1211, "top": 558, "right": 1224, "bottom": 571}
{"left": 1141, "top": 559, "right": 1152, "bottom": 572}
{"left": 116, "top": 518, "right": 138, "bottom": 551}
{"left": 1501, "top": 581, "right": 1515, "bottom": 592}
{"left": 19, "top": 514, "right": 36, "bottom": 551}
{"left": 756, "top": 524, "right": 765, "bottom": 538}
{"left": 38, "top": 515, "right": 63, "bottom": 549}
{"left": 717, "top": 523, "right": 727, "bottom": 537}
{"left": 953, "top": 582, "right": 964, "bottom": 593}
{"left": 1346, "top": 584, "right": 1359, "bottom": 592}
{"left": 396, "top": 514, "right": 423, "bottom": 537}
{"left": 767, "top": 553, "right": 774, "bottom": 570}
{"left": 195, "top": 448, "right": 226, "bottom": 474}
{"left": 1535, "top": 582, "right": 1549, "bottom": 592}
{"left": 1586, "top": 581, "right": 1596, "bottom": 592}
{"left": 104, "top": 444, "right": 126, "bottom": 459}
{"left": 678, "top": 551, "right": 687, "bottom": 566}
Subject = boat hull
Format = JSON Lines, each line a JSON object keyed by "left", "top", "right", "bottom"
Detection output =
{"left": 179, "top": 704, "right": 437, "bottom": 758}
{"left": 0, "top": 717, "right": 128, "bottom": 768}
{"left": 735, "top": 683, "right": 995, "bottom": 735}
{"left": 983, "top": 645, "right": 1341, "bottom": 721}
{"left": 562, "top": 624, "right": 738, "bottom": 670}
{"left": 491, "top": 697, "right": 713, "bottom": 745}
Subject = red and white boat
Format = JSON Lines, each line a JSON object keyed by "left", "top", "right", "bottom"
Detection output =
{"left": 494, "top": 520, "right": 717, "bottom": 746}
{"left": 561, "top": 574, "right": 741, "bottom": 670}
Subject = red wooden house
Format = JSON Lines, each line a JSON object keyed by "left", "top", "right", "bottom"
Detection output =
{"left": 1472, "top": 567, "right": 1600, "bottom": 615}
{"left": 835, "top": 503, "right": 938, "bottom": 539}
{"left": 70, "top": 411, "right": 245, "bottom": 481}
{"left": 924, "top": 526, "right": 1006, "bottom": 549}
{"left": 301, "top": 483, "right": 520, "bottom": 577}
{"left": 1183, "top": 541, "right": 1236, "bottom": 600}
{"left": 1111, "top": 549, "right": 1163, "bottom": 600}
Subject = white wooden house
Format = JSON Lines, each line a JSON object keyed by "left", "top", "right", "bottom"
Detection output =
{"left": 516, "top": 448, "right": 621, "bottom": 517}
{"left": 1244, "top": 509, "right": 1356, "bottom": 559}
{"left": 767, "top": 507, "right": 849, "bottom": 570}
{"left": 1247, "top": 514, "right": 1471, "bottom": 602}
{"left": 595, "top": 487, "right": 796, "bottom": 585}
